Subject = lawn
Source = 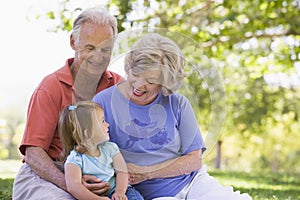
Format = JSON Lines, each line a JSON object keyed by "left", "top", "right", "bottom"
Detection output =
{"left": 210, "top": 170, "right": 300, "bottom": 200}
{"left": 0, "top": 178, "right": 14, "bottom": 200}
{"left": 1, "top": 160, "right": 299, "bottom": 200}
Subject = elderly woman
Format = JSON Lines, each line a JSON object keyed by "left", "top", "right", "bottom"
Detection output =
{"left": 93, "top": 33, "right": 252, "bottom": 200}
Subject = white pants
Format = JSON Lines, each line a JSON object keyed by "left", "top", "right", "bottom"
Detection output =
{"left": 13, "top": 163, "right": 75, "bottom": 200}
{"left": 154, "top": 165, "right": 252, "bottom": 200}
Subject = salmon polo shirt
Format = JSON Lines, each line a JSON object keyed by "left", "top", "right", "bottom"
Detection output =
{"left": 19, "top": 58, "right": 123, "bottom": 161}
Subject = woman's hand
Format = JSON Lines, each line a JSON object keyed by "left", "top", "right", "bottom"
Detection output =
{"left": 82, "top": 174, "right": 110, "bottom": 196}
{"left": 127, "top": 163, "right": 149, "bottom": 185}
{"left": 127, "top": 150, "right": 202, "bottom": 185}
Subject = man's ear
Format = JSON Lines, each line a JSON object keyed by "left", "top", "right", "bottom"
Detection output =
{"left": 70, "top": 34, "right": 76, "bottom": 50}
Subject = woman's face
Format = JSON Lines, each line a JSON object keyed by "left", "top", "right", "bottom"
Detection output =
{"left": 127, "top": 69, "right": 162, "bottom": 105}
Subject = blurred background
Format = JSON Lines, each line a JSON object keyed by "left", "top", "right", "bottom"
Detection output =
{"left": 0, "top": 0, "right": 300, "bottom": 177}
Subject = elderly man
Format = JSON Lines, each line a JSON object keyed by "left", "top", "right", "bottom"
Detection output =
{"left": 13, "top": 7, "right": 123, "bottom": 199}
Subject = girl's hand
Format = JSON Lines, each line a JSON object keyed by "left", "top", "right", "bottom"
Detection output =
{"left": 111, "top": 191, "right": 127, "bottom": 200}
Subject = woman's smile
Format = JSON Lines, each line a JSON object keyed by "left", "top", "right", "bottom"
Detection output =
{"left": 133, "top": 87, "right": 146, "bottom": 96}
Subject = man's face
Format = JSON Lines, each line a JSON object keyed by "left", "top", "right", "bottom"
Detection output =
{"left": 72, "top": 21, "right": 114, "bottom": 75}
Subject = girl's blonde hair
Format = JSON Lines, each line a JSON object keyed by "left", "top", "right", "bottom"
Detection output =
{"left": 58, "top": 100, "right": 102, "bottom": 162}
{"left": 124, "top": 33, "right": 188, "bottom": 95}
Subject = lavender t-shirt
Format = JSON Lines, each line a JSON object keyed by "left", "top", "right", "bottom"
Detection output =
{"left": 93, "top": 85, "right": 206, "bottom": 199}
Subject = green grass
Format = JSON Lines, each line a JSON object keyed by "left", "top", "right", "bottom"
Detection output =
{"left": 0, "top": 159, "right": 299, "bottom": 200}
{"left": 0, "top": 178, "right": 13, "bottom": 200}
{"left": 0, "top": 159, "right": 22, "bottom": 200}
{"left": 210, "top": 170, "right": 300, "bottom": 200}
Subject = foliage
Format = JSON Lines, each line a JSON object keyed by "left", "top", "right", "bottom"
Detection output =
{"left": 114, "top": 0, "right": 300, "bottom": 173}
{"left": 0, "top": 104, "right": 25, "bottom": 160}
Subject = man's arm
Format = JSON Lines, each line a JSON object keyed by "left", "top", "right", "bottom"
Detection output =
{"left": 26, "top": 146, "right": 111, "bottom": 195}
{"left": 25, "top": 146, "right": 67, "bottom": 190}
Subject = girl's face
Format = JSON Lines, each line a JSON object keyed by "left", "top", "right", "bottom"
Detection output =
{"left": 126, "top": 69, "right": 162, "bottom": 105}
{"left": 91, "top": 109, "right": 109, "bottom": 144}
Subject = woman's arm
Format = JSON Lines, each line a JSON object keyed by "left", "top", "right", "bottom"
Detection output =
{"left": 65, "top": 163, "right": 110, "bottom": 200}
{"left": 112, "top": 152, "right": 128, "bottom": 200}
{"left": 128, "top": 150, "right": 202, "bottom": 185}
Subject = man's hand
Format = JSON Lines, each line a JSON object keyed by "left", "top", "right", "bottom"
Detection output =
{"left": 82, "top": 174, "right": 110, "bottom": 196}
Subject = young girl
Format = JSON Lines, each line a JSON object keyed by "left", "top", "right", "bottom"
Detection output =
{"left": 58, "top": 100, "right": 144, "bottom": 200}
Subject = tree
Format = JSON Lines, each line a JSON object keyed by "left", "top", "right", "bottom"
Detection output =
{"left": 0, "top": 104, "right": 25, "bottom": 159}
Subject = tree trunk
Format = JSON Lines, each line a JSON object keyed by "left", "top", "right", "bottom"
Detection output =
{"left": 215, "top": 140, "right": 222, "bottom": 169}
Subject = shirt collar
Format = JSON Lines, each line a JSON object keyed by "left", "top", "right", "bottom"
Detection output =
{"left": 57, "top": 58, "right": 113, "bottom": 87}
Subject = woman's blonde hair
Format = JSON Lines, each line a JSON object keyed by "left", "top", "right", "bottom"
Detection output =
{"left": 124, "top": 33, "right": 188, "bottom": 95}
{"left": 58, "top": 100, "right": 102, "bottom": 162}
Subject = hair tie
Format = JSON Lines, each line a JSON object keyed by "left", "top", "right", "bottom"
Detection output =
{"left": 67, "top": 105, "right": 77, "bottom": 111}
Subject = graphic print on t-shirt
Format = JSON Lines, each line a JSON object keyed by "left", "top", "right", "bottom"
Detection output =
{"left": 111, "top": 88, "right": 175, "bottom": 151}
